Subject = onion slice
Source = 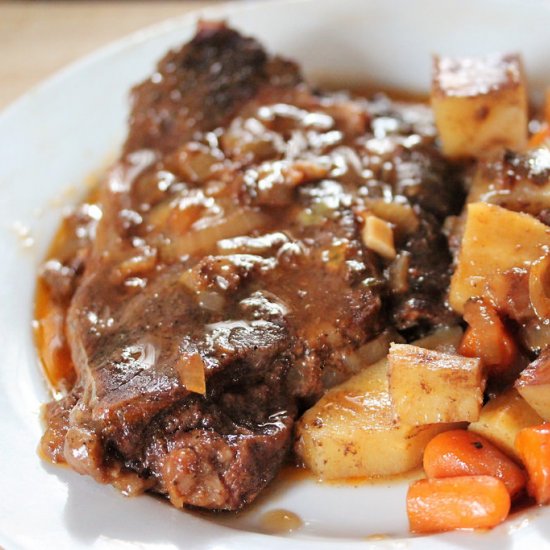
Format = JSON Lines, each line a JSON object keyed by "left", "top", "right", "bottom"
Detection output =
{"left": 177, "top": 352, "right": 207, "bottom": 395}
{"left": 529, "top": 253, "right": 550, "bottom": 322}
{"left": 161, "top": 208, "right": 270, "bottom": 261}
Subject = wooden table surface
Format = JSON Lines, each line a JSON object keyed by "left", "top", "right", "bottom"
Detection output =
{"left": 0, "top": 1, "right": 220, "bottom": 110}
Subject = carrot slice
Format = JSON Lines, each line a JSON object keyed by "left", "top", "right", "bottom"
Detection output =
{"left": 459, "top": 298, "right": 518, "bottom": 376}
{"left": 516, "top": 423, "right": 550, "bottom": 504}
{"left": 528, "top": 125, "right": 550, "bottom": 148}
{"left": 459, "top": 327, "right": 480, "bottom": 359}
{"left": 407, "top": 476, "right": 510, "bottom": 533}
{"left": 423, "top": 430, "right": 526, "bottom": 497}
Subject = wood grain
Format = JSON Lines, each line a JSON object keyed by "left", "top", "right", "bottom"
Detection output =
{"left": 0, "top": 1, "right": 217, "bottom": 109}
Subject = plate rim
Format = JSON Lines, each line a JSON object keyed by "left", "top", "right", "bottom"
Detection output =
{"left": 1, "top": 0, "right": 549, "bottom": 548}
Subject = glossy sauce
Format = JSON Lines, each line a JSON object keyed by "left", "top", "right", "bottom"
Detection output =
{"left": 279, "top": 463, "right": 425, "bottom": 487}
{"left": 34, "top": 276, "right": 75, "bottom": 394}
{"left": 323, "top": 466, "right": 425, "bottom": 487}
{"left": 35, "top": 204, "right": 96, "bottom": 392}
{"left": 259, "top": 509, "right": 304, "bottom": 534}
{"left": 32, "top": 86, "right": 428, "bottom": 394}
{"left": 34, "top": 78, "right": 480, "bottom": 514}
{"left": 364, "top": 533, "right": 391, "bottom": 541}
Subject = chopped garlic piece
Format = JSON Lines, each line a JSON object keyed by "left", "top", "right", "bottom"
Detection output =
{"left": 361, "top": 214, "right": 396, "bottom": 260}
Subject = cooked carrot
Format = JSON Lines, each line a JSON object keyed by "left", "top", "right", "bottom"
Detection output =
{"left": 516, "top": 423, "right": 550, "bottom": 504}
{"left": 528, "top": 125, "right": 550, "bottom": 148}
{"left": 423, "top": 430, "right": 526, "bottom": 497}
{"left": 407, "top": 476, "right": 510, "bottom": 533}
{"left": 459, "top": 298, "right": 518, "bottom": 375}
{"left": 459, "top": 327, "right": 480, "bottom": 359}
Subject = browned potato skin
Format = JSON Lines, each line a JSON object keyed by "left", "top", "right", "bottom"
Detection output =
{"left": 388, "top": 344, "right": 485, "bottom": 425}
{"left": 431, "top": 54, "right": 528, "bottom": 159}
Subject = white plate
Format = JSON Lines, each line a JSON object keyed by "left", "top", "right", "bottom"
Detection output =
{"left": 1, "top": 0, "right": 550, "bottom": 548}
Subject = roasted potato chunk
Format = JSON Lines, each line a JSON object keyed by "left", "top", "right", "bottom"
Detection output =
{"left": 449, "top": 202, "right": 550, "bottom": 313}
{"left": 388, "top": 344, "right": 484, "bottom": 425}
{"left": 295, "top": 359, "right": 460, "bottom": 480}
{"left": 432, "top": 54, "right": 527, "bottom": 158}
{"left": 469, "top": 388, "right": 543, "bottom": 461}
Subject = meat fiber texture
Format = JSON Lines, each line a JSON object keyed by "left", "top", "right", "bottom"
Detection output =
{"left": 40, "top": 22, "right": 462, "bottom": 510}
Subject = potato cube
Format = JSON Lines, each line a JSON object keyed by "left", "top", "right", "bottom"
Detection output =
{"left": 449, "top": 202, "right": 550, "bottom": 313}
{"left": 516, "top": 350, "right": 550, "bottom": 421}
{"left": 388, "top": 344, "right": 484, "bottom": 425}
{"left": 432, "top": 53, "right": 528, "bottom": 158}
{"left": 469, "top": 388, "right": 543, "bottom": 461}
{"left": 295, "top": 359, "right": 460, "bottom": 480}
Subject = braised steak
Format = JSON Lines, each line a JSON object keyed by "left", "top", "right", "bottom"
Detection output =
{"left": 39, "top": 23, "right": 462, "bottom": 510}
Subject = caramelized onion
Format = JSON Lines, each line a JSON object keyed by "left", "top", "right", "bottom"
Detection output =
{"left": 217, "top": 232, "right": 289, "bottom": 255}
{"left": 160, "top": 209, "right": 270, "bottom": 261}
{"left": 487, "top": 268, "right": 533, "bottom": 322}
{"left": 148, "top": 199, "right": 205, "bottom": 234}
{"left": 460, "top": 298, "right": 518, "bottom": 375}
{"left": 388, "top": 252, "right": 410, "bottom": 294}
{"left": 197, "top": 291, "right": 225, "bottom": 313}
{"left": 529, "top": 253, "right": 550, "bottom": 322}
{"left": 250, "top": 159, "right": 330, "bottom": 206}
{"left": 114, "top": 247, "right": 157, "bottom": 282}
{"left": 364, "top": 198, "right": 419, "bottom": 235}
{"left": 356, "top": 332, "right": 395, "bottom": 365}
{"left": 177, "top": 352, "right": 206, "bottom": 395}
{"left": 180, "top": 268, "right": 205, "bottom": 294}
{"left": 36, "top": 304, "right": 75, "bottom": 392}
{"left": 520, "top": 319, "right": 550, "bottom": 354}
{"left": 168, "top": 142, "right": 224, "bottom": 183}
{"left": 344, "top": 330, "right": 403, "bottom": 373}
{"left": 414, "top": 325, "right": 464, "bottom": 354}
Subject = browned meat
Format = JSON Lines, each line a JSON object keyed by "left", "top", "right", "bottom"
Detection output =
{"left": 39, "top": 23, "right": 462, "bottom": 510}
{"left": 390, "top": 214, "right": 457, "bottom": 334}
{"left": 468, "top": 147, "right": 550, "bottom": 218}
{"left": 125, "top": 22, "right": 301, "bottom": 154}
